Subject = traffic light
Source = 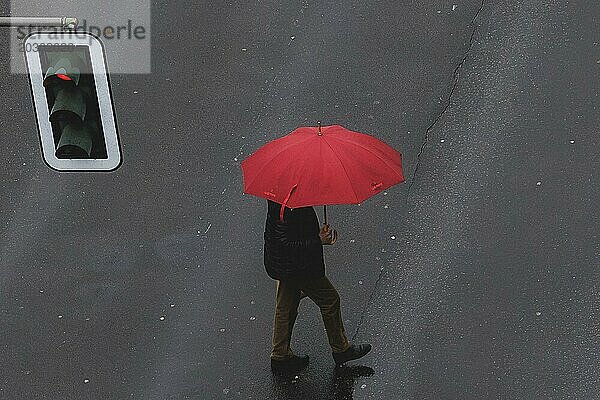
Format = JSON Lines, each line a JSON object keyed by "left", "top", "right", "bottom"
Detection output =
{"left": 25, "top": 32, "right": 121, "bottom": 171}
{"left": 42, "top": 47, "right": 108, "bottom": 159}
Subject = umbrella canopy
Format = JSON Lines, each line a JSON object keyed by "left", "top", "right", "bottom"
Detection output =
{"left": 241, "top": 124, "right": 404, "bottom": 211}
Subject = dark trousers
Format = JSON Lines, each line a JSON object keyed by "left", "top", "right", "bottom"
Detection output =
{"left": 271, "top": 275, "right": 350, "bottom": 360}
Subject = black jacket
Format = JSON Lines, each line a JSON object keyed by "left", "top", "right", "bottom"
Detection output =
{"left": 263, "top": 200, "right": 325, "bottom": 281}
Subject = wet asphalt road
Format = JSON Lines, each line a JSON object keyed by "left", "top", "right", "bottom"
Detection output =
{"left": 1, "top": 1, "right": 599, "bottom": 399}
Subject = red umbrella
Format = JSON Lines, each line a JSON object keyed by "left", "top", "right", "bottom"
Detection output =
{"left": 241, "top": 123, "right": 404, "bottom": 222}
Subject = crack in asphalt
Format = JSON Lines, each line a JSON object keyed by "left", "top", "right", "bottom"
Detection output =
{"left": 351, "top": 265, "right": 387, "bottom": 341}
{"left": 407, "top": 0, "right": 487, "bottom": 196}
{"left": 352, "top": 0, "right": 487, "bottom": 341}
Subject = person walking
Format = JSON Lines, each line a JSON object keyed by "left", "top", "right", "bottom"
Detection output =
{"left": 264, "top": 199, "right": 372, "bottom": 373}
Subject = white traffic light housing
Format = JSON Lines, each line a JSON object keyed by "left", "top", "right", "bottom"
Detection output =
{"left": 25, "top": 31, "right": 121, "bottom": 171}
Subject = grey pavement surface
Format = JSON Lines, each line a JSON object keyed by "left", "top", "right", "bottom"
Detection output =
{"left": 1, "top": 1, "right": 599, "bottom": 399}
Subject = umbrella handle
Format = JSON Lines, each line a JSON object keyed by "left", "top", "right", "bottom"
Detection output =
{"left": 323, "top": 205, "right": 328, "bottom": 225}
{"left": 280, "top": 184, "right": 298, "bottom": 222}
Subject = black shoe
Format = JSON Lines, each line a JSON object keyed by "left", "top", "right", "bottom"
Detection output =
{"left": 332, "top": 344, "right": 372, "bottom": 366}
{"left": 271, "top": 355, "right": 309, "bottom": 374}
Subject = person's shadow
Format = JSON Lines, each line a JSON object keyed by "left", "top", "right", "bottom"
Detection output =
{"left": 271, "top": 365, "right": 375, "bottom": 400}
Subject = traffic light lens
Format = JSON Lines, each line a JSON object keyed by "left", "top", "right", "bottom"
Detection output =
{"left": 57, "top": 74, "right": 72, "bottom": 81}
{"left": 55, "top": 122, "right": 93, "bottom": 159}
{"left": 50, "top": 87, "right": 86, "bottom": 122}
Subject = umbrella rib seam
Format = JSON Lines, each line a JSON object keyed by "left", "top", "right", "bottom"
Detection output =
{"left": 243, "top": 135, "right": 316, "bottom": 193}
{"left": 321, "top": 137, "right": 360, "bottom": 203}
{"left": 325, "top": 135, "right": 404, "bottom": 180}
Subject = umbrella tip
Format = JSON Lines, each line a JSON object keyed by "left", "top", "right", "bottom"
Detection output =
{"left": 317, "top": 121, "right": 322, "bottom": 136}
